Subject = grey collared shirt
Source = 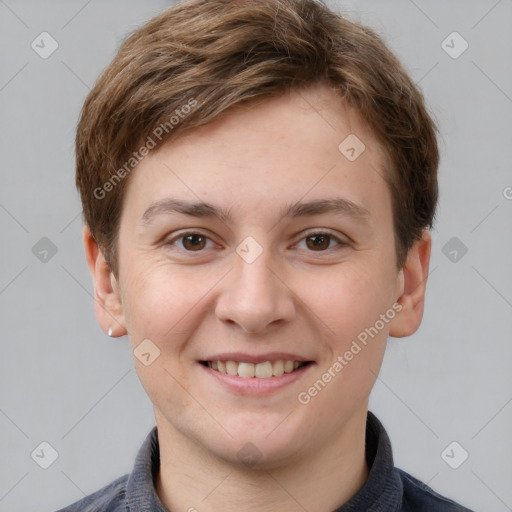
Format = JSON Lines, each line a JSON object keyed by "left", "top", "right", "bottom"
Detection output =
{"left": 56, "top": 411, "right": 474, "bottom": 511}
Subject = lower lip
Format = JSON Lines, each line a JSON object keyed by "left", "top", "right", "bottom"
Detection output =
{"left": 200, "top": 363, "right": 315, "bottom": 395}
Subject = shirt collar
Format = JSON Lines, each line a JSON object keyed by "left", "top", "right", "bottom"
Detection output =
{"left": 334, "top": 410, "right": 403, "bottom": 511}
{"left": 126, "top": 410, "right": 402, "bottom": 511}
{"left": 126, "top": 423, "right": 168, "bottom": 511}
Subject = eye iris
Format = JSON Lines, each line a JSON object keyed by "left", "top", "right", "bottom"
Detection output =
{"left": 306, "top": 234, "right": 330, "bottom": 251}
{"left": 183, "top": 234, "right": 206, "bottom": 251}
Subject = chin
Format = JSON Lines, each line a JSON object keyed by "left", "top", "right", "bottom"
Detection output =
{"left": 212, "top": 440, "right": 306, "bottom": 471}
{"left": 204, "top": 425, "right": 312, "bottom": 470}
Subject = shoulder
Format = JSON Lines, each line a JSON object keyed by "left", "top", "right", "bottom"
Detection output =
{"left": 398, "top": 469, "right": 475, "bottom": 511}
{"left": 54, "top": 474, "right": 129, "bottom": 512}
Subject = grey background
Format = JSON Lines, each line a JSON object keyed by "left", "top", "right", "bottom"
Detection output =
{"left": 0, "top": 1, "right": 511, "bottom": 511}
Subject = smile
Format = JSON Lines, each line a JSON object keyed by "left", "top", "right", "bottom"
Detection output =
{"left": 200, "top": 360, "right": 313, "bottom": 379}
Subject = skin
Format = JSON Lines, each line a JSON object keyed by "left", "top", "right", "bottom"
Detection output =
{"left": 84, "top": 83, "right": 431, "bottom": 511}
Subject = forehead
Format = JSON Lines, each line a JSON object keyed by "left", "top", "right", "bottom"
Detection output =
{"left": 122, "top": 83, "right": 391, "bottom": 223}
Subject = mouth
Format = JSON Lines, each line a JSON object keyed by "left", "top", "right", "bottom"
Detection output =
{"left": 199, "top": 359, "right": 314, "bottom": 379}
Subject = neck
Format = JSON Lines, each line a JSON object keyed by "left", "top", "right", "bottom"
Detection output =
{"left": 155, "top": 406, "right": 370, "bottom": 512}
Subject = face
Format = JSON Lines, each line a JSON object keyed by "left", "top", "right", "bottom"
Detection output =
{"left": 89, "top": 83, "right": 428, "bottom": 469}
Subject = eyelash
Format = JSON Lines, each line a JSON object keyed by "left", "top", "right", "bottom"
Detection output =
{"left": 165, "top": 230, "right": 348, "bottom": 254}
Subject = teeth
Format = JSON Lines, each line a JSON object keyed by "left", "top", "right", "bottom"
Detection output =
{"left": 255, "top": 361, "right": 273, "bottom": 378}
{"left": 284, "top": 360, "right": 294, "bottom": 373}
{"left": 206, "top": 359, "right": 307, "bottom": 378}
{"left": 273, "top": 360, "right": 284, "bottom": 376}
{"left": 226, "top": 361, "right": 238, "bottom": 376}
{"left": 238, "top": 362, "right": 255, "bottom": 378}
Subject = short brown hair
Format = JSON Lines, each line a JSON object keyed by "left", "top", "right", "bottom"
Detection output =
{"left": 76, "top": 0, "right": 439, "bottom": 276}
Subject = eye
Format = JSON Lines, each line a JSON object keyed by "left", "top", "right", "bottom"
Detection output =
{"left": 295, "top": 231, "right": 347, "bottom": 252}
{"left": 164, "top": 230, "right": 347, "bottom": 254}
{"left": 166, "top": 232, "right": 215, "bottom": 252}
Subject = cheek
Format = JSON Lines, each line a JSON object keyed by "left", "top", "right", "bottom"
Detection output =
{"left": 296, "top": 261, "right": 394, "bottom": 399}
{"left": 298, "top": 262, "right": 394, "bottom": 342}
{"left": 121, "top": 259, "right": 223, "bottom": 344}
{"left": 122, "top": 264, "right": 206, "bottom": 411}
{"left": 327, "top": 265, "right": 394, "bottom": 386}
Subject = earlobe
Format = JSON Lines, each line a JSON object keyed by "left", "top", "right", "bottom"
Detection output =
{"left": 82, "top": 226, "right": 127, "bottom": 338}
{"left": 389, "top": 230, "right": 432, "bottom": 338}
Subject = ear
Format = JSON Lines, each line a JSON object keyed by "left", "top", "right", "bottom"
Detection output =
{"left": 389, "top": 230, "right": 432, "bottom": 338}
{"left": 83, "top": 225, "right": 127, "bottom": 337}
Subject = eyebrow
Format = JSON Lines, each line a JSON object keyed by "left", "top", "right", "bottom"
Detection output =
{"left": 141, "top": 197, "right": 371, "bottom": 224}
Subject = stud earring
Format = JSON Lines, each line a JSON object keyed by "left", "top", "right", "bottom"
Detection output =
{"left": 107, "top": 327, "right": 113, "bottom": 337}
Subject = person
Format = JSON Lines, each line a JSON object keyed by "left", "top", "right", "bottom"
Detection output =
{"left": 58, "top": 0, "right": 475, "bottom": 510}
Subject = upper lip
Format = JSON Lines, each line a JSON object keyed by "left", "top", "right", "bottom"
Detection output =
{"left": 200, "top": 352, "right": 314, "bottom": 364}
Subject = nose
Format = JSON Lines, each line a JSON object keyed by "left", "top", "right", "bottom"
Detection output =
{"left": 215, "top": 247, "right": 296, "bottom": 334}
